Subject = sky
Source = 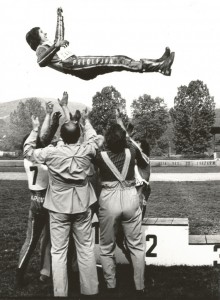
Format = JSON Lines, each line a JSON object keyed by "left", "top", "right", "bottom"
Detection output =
{"left": 1, "top": 0, "right": 220, "bottom": 115}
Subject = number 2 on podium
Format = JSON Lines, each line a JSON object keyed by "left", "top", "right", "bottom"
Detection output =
{"left": 146, "top": 234, "right": 157, "bottom": 257}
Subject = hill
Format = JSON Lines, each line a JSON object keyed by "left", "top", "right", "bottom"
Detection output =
{"left": 0, "top": 98, "right": 87, "bottom": 119}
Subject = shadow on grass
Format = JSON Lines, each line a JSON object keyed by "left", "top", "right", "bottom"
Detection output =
{"left": 0, "top": 264, "right": 220, "bottom": 299}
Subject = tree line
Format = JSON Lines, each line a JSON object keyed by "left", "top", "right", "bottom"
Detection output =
{"left": 0, "top": 80, "right": 216, "bottom": 156}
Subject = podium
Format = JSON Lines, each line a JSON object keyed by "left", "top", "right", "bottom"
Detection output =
{"left": 92, "top": 217, "right": 220, "bottom": 266}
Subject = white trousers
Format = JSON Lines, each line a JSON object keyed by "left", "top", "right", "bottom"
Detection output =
{"left": 99, "top": 185, "right": 145, "bottom": 290}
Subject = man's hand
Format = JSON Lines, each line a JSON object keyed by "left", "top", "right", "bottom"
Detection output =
{"left": 52, "top": 111, "right": 62, "bottom": 124}
{"left": 58, "top": 91, "right": 68, "bottom": 107}
{"left": 55, "top": 39, "right": 69, "bottom": 49}
{"left": 31, "top": 115, "right": 40, "bottom": 132}
{"left": 57, "top": 7, "right": 63, "bottom": 15}
{"left": 81, "top": 108, "right": 90, "bottom": 125}
{"left": 46, "top": 101, "right": 54, "bottom": 114}
{"left": 81, "top": 107, "right": 89, "bottom": 119}
{"left": 115, "top": 104, "right": 123, "bottom": 117}
{"left": 115, "top": 108, "right": 120, "bottom": 119}
{"left": 71, "top": 110, "right": 81, "bottom": 124}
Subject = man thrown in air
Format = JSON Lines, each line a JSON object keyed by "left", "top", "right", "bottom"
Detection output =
{"left": 26, "top": 7, "right": 175, "bottom": 80}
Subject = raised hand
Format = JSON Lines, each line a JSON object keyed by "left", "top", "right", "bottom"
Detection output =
{"left": 81, "top": 107, "right": 89, "bottom": 119}
{"left": 52, "top": 111, "right": 62, "bottom": 124}
{"left": 115, "top": 108, "right": 120, "bottom": 118}
{"left": 58, "top": 91, "right": 68, "bottom": 107}
{"left": 118, "top": 104, "right": 123, "bottom": 114}
{"left": 31, "top": 115, "right": 40, "bottom": 131}
{"left": 55, "top": 39, "right": 69, "bottom": 48}
{"left": 115, "top": 105, "right": 123, "bottom": 119}
{"left": 57, "top": 7, "right": 63, "bottom": 15}
{"left": 71, "top": 110, "right": 81, "bottom": 124}
{"left": 46, "top": 101, "right": 54, "bottom": 114}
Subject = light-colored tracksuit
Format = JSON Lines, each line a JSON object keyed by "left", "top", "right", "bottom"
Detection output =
{"left": 98, "top": 149, "right": 145, "bottom": 290}
{"left": 24, "top": 120, "right": 100, "bottom": 296}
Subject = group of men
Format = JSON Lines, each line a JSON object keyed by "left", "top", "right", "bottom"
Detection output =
{"left": 16, "top": 92, "right": 151, "bottom": 299}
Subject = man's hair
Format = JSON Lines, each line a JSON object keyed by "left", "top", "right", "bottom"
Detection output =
{"left": 60, "top": 121, "right": 81, "bottom": 144}
{"left": 105, "top": 124, "right": 126, "bottom": 153}
{"left": 26, "top": 27, "right": 41, "bottom": 51}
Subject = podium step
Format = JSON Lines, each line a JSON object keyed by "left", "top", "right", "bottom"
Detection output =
{"left": 189, "top": 235, "right": 220, "bottom": 245}
{"left": 142, "top": 217, "right": 188, "bottom": 226}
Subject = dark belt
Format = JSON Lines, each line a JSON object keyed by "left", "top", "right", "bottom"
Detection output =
{"left": 52, "top": 177, "right": 88, "bottom": 187}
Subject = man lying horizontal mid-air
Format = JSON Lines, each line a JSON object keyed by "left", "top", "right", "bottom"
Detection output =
{"left": 26, "top": 7, "right": 175, "bottom": 80}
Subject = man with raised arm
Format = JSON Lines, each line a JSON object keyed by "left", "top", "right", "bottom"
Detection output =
{"left": 16, "top": 102, "right": 61, "bottom": 287}
{"left": 93, "top": 122, "right": 149, "bottom": 298}
{"left": 24, "top": 97, "right": 100, "bottom": 298}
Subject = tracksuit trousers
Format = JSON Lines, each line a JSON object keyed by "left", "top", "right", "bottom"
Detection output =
{"left": 99, "top": 183, "right": 145, "bottom": 290}
{"left": 18, "top": 203, "right": 51, "bottom": 277}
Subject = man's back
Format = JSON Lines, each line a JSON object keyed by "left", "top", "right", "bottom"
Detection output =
{"left": 24, "top": 122, "right": 99, "bottom": 214}
{"left": 44, "top": 142, "right": 95, "bottom": 182}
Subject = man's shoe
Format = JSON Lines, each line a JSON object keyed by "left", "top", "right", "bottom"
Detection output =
{"left": 106, "top": 287, "right": 117, "bottom": 294}
{"left": 158, "top": 52, "right": 175, "bottom": 76}
{"left": 80, "top": 294, "right": 99, "bottom": 299}
{"left": 141, "top": 51, "right": 175, "bottom": 76}
{"left": 141, "top": 47, "right": 171, "bottom": 63}
{"left": 135, "top": 288, "right": 146, "bottom": 299}
{"left": 157, "top": 47, "right": 171, "bottom": 62}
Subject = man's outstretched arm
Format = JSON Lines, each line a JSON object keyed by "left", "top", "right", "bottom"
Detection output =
{"left": 57, "top": 91, "right": 71, "bottom": 121}
{"left": 81, "top": 108, "right": 104, "bottom": 150}
{"left": 115, "top": 107, "right": 149, "bottom": 167}
{"left": 24, "top": 116, "right": 52, "bottom": 164}
{"left": 41, "top": 113, "right": 62, "bottom": 147}
{"left": 40, "top": 101, "right": 53, "bottom": 140}
{"left": 81, "top": 108, "right": 97, "bottom": 141}
{"left": 55, "top": 7, "right": 65, "bottom": 42}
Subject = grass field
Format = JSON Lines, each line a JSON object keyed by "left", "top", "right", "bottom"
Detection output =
{"left": 0, "top": 179, "right": 220, "bottom": 299}
{"left": 147, "top": 181, "right": 220, "bottom": 235}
